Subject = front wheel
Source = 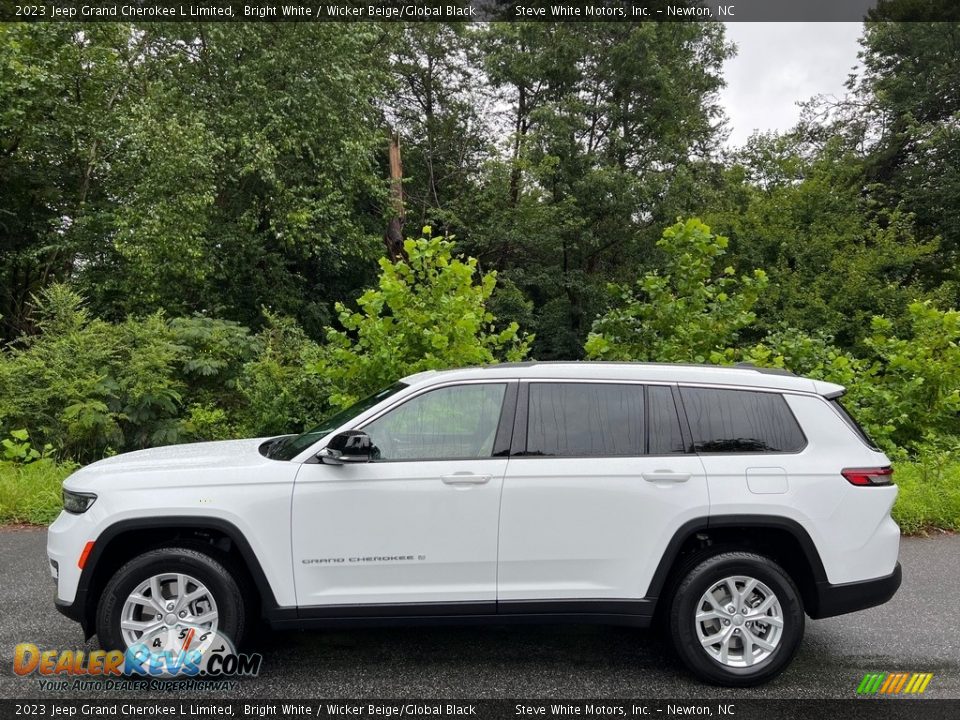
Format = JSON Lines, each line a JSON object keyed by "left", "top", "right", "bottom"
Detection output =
{"left": 96, "top": 547, "right": 248, "bottom": 654}
{"left": 668, "top": 551, "right": 804, "bottom": 686}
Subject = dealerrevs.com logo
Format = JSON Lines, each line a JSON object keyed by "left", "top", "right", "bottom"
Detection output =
{"left": 857, "top": 672, "right": 934, "bottom": 695}
{"left": 13, "top": 631, "right": 262, "bottom": 689}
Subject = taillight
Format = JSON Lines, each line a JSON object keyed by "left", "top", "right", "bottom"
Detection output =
{"left": 842, "top": 466, "right": 894, "bottom": 487}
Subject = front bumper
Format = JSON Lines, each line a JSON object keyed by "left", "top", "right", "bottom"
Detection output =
{"left": 809, "top": 562, "right": 902, "bottom": 619}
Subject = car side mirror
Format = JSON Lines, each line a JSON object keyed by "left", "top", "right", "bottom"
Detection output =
{"left": 318, "top": 430, "right": 375, "bottom": 465}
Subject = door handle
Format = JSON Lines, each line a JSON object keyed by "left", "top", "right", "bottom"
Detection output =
{"left": 441, "top": 474, "right": 491, "bottom": 485}
{"left": 642, "top": 471, "right": 691, "bottom": 483}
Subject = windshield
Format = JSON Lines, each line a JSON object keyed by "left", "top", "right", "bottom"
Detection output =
{"left": 267, "top": 382, "right": 408, "bottom": 461}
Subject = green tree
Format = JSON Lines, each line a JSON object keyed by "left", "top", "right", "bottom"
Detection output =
{"left": 461, "top": 22, "right": 733, "bottom": 359}
{"left": 700, "top": 133, "right": 941, "bottom": 349}
{"left": 0, "top": 24, "right": 394, "bottom": 341}
{"left": 388, "top": 23, "right": 488, "bottom": 234}
{"left": 744, "top": 302, "right": 960, "bottom": 455}
{"left": 849, "top": 5, "right": 960, "bottom": 291}
{"left": 319, "top": 229, "right": 532, "bottom": 407}
{"left": 585, "top": 218, "right": 767, "bottom": 363}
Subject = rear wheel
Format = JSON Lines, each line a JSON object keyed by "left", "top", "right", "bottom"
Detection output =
{"left": 96, "top": 547, "right": 248, "bottom": 653}
{"left": 668, "top": 551, "right": 804, "bottom": 686}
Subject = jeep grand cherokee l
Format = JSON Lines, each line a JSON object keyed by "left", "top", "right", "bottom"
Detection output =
{"left": 48, "top": 361, "right": 901, "bottom": 685}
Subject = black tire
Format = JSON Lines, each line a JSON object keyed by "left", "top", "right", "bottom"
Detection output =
{"left": 96, "top": 547, "right": 248, "bottom": 652}
{"left": 668, "top": 551, "right": 804, "bottom": 686}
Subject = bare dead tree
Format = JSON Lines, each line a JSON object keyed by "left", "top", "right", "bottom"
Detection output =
{"left": 384, "top": 130, "right": 408, "bottom": 263}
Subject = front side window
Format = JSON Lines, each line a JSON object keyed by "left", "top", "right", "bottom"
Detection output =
{"left": 680, "top": 387, "right": 806, "bottom": 453}
{"left": 267, "top": 382, "right": 408, "bottom": 460}
{"left": 525, "top": 382, "right": 645, "bottom": 457}
{"left": 363, "top": 383, "right": 507, "bottom": 461}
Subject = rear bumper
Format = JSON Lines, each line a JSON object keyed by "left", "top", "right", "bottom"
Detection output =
{"left": 809, "top": 562, "right": 902, "bottom": 619}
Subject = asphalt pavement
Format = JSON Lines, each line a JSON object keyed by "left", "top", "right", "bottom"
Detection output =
{"left": 1, "top": 527, "right": 957, "bottom": 700}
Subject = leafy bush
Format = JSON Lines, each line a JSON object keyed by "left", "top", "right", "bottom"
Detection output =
{"left": 0, "top": 286, "right": 185, "bottom": 461}
{"left": 863, "top": 302, "right": 960, "bottom": 451}
{"left": 0, "top": 287, "right": 258, "bottom": 459}
{"left": 585, "top": 218, "right": 768, "bottom": 363}
{"left": 2, "top": 429, "right": 52, "bottom": 463}
{"left": 236, "top": 312, "right": 330, "bottom": 437}
{"left": 319, "top": 229, "right": 532, "bottom": 407}
{"left": 745, "top": 302, "right": 960, "bottom": 455}
{"left": 168, "top": 316, "right": 258, "bottom": 401}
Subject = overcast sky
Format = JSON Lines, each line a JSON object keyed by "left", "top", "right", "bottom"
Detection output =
{"left": 719, "top": 23, "right": 864, "bottom": 146}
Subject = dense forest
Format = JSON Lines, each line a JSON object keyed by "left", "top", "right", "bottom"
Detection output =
{"left": 1, "top": 9, "right": 959, "bottom": 530}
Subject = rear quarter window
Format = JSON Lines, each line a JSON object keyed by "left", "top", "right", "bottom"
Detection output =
{"left": 679, "top": 387, "right": 806, "bottom": 453}
{"left": 830, "top": 398, "right": 880, "bottom": 450}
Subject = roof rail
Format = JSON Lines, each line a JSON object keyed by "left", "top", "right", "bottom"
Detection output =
{"left": 734, "top": 362, "right": 796, "bottom": 377}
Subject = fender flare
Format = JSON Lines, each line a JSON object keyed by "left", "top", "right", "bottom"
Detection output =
{"left": 645, "top": 514, "right": 828, "bottom": 601}
{"left": 62, "top": 516, "right": 281, "bottom": 635}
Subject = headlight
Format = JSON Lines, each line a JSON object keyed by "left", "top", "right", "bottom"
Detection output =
{"left": 62, "top": 489, "right": 97, "bottom": 514}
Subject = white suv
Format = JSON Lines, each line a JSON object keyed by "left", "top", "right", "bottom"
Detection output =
{"left": 48, "top": 362, "right": 901, "bottom": 685}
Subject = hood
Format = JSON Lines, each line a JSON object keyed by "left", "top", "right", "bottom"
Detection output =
{"left": 64, "top": 437, "right": 277, "bottom": 490}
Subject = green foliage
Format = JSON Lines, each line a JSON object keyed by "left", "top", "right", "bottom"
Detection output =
{"left": 854, "top": 8, "right": 960, "bottom": 281}
{"left": 455, "top": 23, "right": 733, "bottom": 359}
{"left": 0, "top": 458, "right": 75, "bottom": 525}
{"left": 698, "top": 134, "right": 942, "bottom": 349}
{"left": 0, "top": 24, "right": 392, "bottom": 340}
{"left": 320, "top": 229, "right": 532, "bottom": 407}
{"left": 744, "top": 302, "right": 960, "bottom": 454}
{"left": 236, "top": 312, "right": 330, "bottom": 437}
{"left": 2, "top": 429, "right": 52, "bottom": 463}
{"left": 0, "top": 286, "right": 257, "bottom": 458}
{"left": 585, "top": 219, "right": 768, "bottom": 363}
{"left": 0, "top": 285, "right": 184, "bottom": 460}
{"left": 891, "top": 454, "right": 960, "bottom": 535}
{"left": 862, "top": 303, "right": 960, "bottom": 450}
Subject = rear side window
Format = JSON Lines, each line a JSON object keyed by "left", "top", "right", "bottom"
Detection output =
{"left": 830, "top": 398, "right": 880, "bottom": 450}
{"left": 526, "top": 383, "right": 644, "bottom": 457}
{"left": 647, "top": 385, "right": 686, "bottom": 454}
{"left": 679, "top": 387, "right": 806, "bottom": 453}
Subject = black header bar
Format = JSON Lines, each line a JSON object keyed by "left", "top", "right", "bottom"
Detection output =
{"left": 3, "top": 0, "right": 960, "bottom": 23}
{"left": 1, "top": 700, "right": 960, "bottom": 720}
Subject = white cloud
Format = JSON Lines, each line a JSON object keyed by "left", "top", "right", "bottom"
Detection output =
{"left": 719, "top": 22, "right": 864, "bottom": 147}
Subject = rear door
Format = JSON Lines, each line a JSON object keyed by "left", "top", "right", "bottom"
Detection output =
{"left": 497, "top": 381, "right": 709, "bottom": 606}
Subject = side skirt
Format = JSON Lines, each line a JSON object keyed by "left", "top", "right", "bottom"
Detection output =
{"left": 265, "top": 599, "right": 656, "bottom": 631}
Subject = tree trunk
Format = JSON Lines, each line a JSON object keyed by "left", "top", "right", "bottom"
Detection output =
{"left": 384, "top": 131, "right": 408, "bottom": 263}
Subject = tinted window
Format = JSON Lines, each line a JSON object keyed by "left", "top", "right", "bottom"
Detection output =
{"left": 648, "top": 385, "right": 686, "bottom": 454}
{"left": 680, "top": 387, "right": 806, "bottom": 453}
{"left": 363, "top": 384, "right": 506, "bottom": 461}
{"left": 526, "top": 383, "right": 644, "bottom": 457}
{"left": 268, "top": 382, "right": 407, "bottom": 460}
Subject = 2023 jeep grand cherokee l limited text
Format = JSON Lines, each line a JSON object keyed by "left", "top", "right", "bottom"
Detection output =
{"left": 48, "top": 361, "right": 901, "bottom": 685}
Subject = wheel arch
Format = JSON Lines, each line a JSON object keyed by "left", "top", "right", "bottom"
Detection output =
{"left": 70, "top": 516, "right": 280, "bottom": 638}
{"left": 648, "top": 515, "right": 828, "bottom": 617}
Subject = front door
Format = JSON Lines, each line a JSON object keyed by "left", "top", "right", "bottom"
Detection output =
{"left": 292, "top": 381, "right": 513, "bottom": 609}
